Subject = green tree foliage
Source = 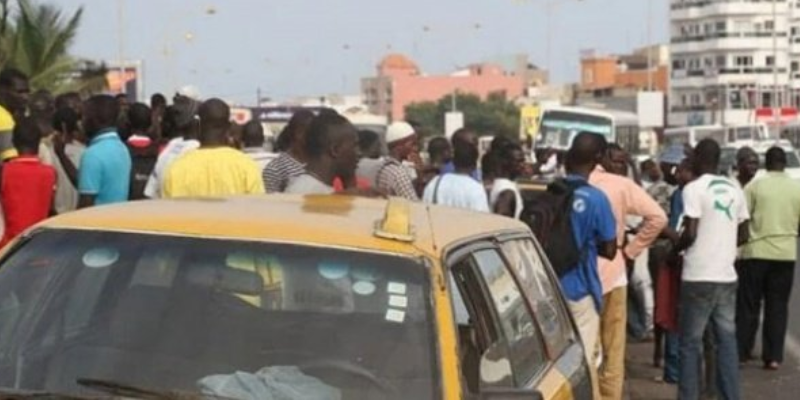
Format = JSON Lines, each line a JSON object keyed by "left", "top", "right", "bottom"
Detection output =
{"left": 405, "top": 91, "right": 521, "bottom": 139}
{"left": 0, "top": 0, "right": 107, "bottom": 94}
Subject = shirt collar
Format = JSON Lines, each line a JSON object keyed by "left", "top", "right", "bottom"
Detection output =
{"left": 90, "top": 128, "right": 119, "bottom": 144}
{"left": 10, "top": 155, "right": 40, "bottom": 163}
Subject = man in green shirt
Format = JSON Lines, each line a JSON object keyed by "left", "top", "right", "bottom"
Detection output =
{"left": 737, "top": 146, "right": 800, "bottom": 370}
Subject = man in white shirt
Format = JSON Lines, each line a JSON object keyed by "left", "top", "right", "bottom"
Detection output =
{"left": 423, "top": 134, "right": 489, "bottom": 212}
{"left": 144, "top": 99, "right": 200, "bottom": 198}
{"left": 672, "top": 139, "right": 749, "bottom": 400}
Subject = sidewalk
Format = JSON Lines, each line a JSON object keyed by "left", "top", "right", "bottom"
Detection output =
{"left": 625, "top": 339, "right": 800, "bottom": 400}
{"left": 626, "top": 340, "right": 676, "bottom": 400}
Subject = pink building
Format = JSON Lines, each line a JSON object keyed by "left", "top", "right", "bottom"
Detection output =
{"left": 362, "top": 54, "right": 543, "bottom": 121}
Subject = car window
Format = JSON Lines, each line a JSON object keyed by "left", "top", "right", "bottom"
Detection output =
{"left": 0, "top": 229, "right": 438, "bottom": 400}
{"left": 501, "top": 239, "right": 575, "bottom": 357}
{"left": 471, "top": 249, "right": 548, "bottom": 387}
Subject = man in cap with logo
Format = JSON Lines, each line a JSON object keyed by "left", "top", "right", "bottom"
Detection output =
{"left": 374, "top": 121, "right": 420, "bottom": 200}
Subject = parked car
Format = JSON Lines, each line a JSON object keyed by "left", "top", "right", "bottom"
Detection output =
{"left": 0, "top": 195, "right": 592, "bottom": 400}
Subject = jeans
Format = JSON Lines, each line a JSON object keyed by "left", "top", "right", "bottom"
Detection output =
{"left": 678, "top": 282, "right": 740, "bottom": 400}
{"left": 664, "top": 331, "right": 679, "bottom": 383}
{"left": 736, "top": 259, "right": 795, "bottom": 364}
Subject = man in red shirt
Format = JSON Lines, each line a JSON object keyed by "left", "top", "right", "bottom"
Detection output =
{"left": 0, "top": 117, "right": 56, "bottom": 247}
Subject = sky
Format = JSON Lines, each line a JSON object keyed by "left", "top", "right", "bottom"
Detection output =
{"left": 57, "top": 0, "right": 669, "bottom": 104}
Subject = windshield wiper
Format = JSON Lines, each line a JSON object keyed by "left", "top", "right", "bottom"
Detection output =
{"left": 76, "top": 378, "right": 233, "bottom": 400}
{"left": 0, "top": 386, "right": 95, "bottom": 399}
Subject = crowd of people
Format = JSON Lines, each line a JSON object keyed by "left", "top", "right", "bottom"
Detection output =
{"left": 0, "top": 65, "right": 798, "bottom": 400}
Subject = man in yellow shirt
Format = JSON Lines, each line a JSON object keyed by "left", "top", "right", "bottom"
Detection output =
{"left": 0, "top": 68, "right": 31, "bottom": 161}
{"left": 738, "top": 147, "right": 800, "bottom": 371}
{"left": 163, "top": 98, "right": 265, "bottom": 198}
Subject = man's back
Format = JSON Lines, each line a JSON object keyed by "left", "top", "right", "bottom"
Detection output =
{"left": 683, "top": 174, "right": 749, "bottom": 282}
{"left": 742, "top": 172, "right": 800, "bottom": 261}
{"left": 422, "top": 173, "right": 489, "bottom": 212}
{"left": 1, "top": 156, "right": 56, "bottom": 244}
{"left": 559, "top": 178, "right": 617, "bottom": 309}
{"left": 79, "top": 131, "right": 132, "bottom": 205}
{"left": 164, "top": 147, "right": 264, "bottom": 198}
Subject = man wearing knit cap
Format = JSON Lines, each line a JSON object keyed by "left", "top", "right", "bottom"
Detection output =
{"left": 375, "top": 121, "right": 419, "bottom": 200}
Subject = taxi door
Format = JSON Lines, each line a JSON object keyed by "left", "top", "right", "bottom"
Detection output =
{"left": 446, "top": 234, "right": 592, "bottom": 400}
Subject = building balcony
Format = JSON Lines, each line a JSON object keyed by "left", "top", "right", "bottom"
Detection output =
{"left": 672, "top": 1, "right": 784, "bottom": 21}
{"left": 672, "top": 32, "right": 788, "bottom": 54}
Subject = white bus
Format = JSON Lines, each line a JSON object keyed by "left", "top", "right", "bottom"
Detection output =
{"left": 663, "top": 125, "right": 726, "bottom": 147}
{"left": 535, "top": 106, "right": 646, "bottom": 157}
{"left": 664, "top": 123, "right": 768, "bottom": 147}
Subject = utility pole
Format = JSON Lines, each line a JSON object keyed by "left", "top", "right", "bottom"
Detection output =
{"left": 117, "top": 0, "right": 126, "bottom": 95}
{"left": 773, "top": 0, "right": 780, "bottom": 136}
{"left": 646, "top": 0, "right": 653, "bottom": 91}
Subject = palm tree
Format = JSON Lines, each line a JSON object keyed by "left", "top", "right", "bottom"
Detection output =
{"left": 0, "top": 0, "right": 107, "bottom": 94}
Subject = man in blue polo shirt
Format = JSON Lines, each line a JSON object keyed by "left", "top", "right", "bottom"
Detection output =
{"left": 560, "top": 132, "right": 617, "bottom": 398}
{"left": 78, "top": 95, "right": 131, "bottom": 208}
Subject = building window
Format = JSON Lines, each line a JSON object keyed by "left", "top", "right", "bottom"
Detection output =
{"left": 767, "top": 56, "right": 775, "bottom": 67}
{"left": 792, "top": 27, "right": 799, "bottom": 36}
{"left": 672, "top": 59, "right": 685, "bottom": 70}
{"left": 716, "top": 21, "right": 726, "bottom": 32}
{"left": 716, "top": 55, "right": 726, "bottom": 67}
{"left": 735, "top": 56, "right": 753, "bottom": 67}
{"left": 765, "top": 20, "right": 775, "bottom": 31}
{"left": 792, "top": 61, "right": 799, "bottom": 72}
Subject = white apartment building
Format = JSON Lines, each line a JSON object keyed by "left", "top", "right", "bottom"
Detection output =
{"left": 669, "top": 0, "right": 800, "bottom": 127}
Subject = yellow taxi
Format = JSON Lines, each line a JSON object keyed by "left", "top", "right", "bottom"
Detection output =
{"left": 0, "top": 195, "right": 592, "bottom": 399}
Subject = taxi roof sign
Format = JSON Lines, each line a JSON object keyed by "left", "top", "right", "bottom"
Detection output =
{"left": 373, "top": 198, "right": 415, "bottom": 242}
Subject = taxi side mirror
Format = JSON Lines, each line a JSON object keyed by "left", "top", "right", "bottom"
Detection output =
{"left": 478, "top": 388, "right": 545, "bottom": 400}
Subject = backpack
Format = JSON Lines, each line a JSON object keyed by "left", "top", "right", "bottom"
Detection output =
{"left": 520, "top": 179, "right": 588, "bottom": 278}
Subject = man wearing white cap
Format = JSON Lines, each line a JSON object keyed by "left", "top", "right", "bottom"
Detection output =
{"left": 374, "top": 121, "right": 420, "bottom": 200}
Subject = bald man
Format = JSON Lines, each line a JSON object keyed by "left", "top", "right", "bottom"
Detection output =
{"left": 163, "top": 98, "right": 264, "bottom": 197}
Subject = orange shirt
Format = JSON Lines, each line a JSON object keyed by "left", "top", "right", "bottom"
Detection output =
{"left": 589, "top": 166, "right": 667, "bottom": 293}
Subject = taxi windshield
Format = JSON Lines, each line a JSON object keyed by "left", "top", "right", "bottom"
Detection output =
{"left": 0, "top": 230, "right": 438, "bottom": 400}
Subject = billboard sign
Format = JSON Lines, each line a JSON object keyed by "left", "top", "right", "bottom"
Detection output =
{"left": 106, "top": 60, "right": 143, "bottom": 102}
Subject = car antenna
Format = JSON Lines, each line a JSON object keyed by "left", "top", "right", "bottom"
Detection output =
{"left": 425, "top": 204, "right": 439, "bottom": 253}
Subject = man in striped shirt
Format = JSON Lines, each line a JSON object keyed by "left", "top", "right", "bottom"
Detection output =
{"left": 375, "top": 121, "right": 419, "bottom": 200}
{"left": 262, "top": 110, "right": 313, "bottom": 193}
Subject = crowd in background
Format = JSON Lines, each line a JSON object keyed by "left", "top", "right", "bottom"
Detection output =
{"left": 0, "top": 64, "right": 799, "bottom": 400}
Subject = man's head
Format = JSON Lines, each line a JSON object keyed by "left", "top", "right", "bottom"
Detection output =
{"left": 12, "top": 117, "right": 42, "bottom": 155}
{"left": 675, "top": 156, "right": 696, "bottom": 186}
{"left": 0, "top": 68, "right": 30, "bottom": 117}
{"left": 386, "top": 121, "right": 419, "bottom": 161}
{"left": 736, "top": 146, "right": 759, "bottom": 179}
{"left": 53, "top": 106, "right": 83, "bottom": 142}
{"left": 640, "top": 159, "right": 662, "bottom": 183}
{"left": 452, "top": 135, "right": 480, "bottom": 171}
{"left": 427, "top": 136, "right": 452, "bottom": 165}
{"left": 128, "top": 103, "right": 152, "bottom": 134}
{"left": 358, "top": 129, "right": 382, "bottom": 159}
{"left": 197, "top": 98, "right": 231, "bottom": 146}
{"left": 151, "top": 93, "right": 167, "bottom": 111}
{"left": 55, "top": 92, "right": 82, "bottom": 117}
{"left": 603, "top": 143, "right": 628, "bottom": 176}
{"left": 115, "top": 93, "right": 129, "bottom": 109}
{"left": 451, "top": 128, "right": 479, "bottom": 149}
{"left": 304, "top": 112, "right": 360, "bottom": 178}
{"left": 693, "top": 138, "right": 722, "bottom": 175}
{"left": 82, "top": 95, "right": 120, "bottom": 139}
{"left": 242, "top": 120, "right": 265, "bottom": 149}
{"left": 566, "top": 132, "right": 607, "bottom": 176}
{"left": 765, "top": 147, "right": 787, "bottom": 172}
{"left": 276, "top": 110, "right": 314, "bottom": 153}
{"left": 29, "top": 89, "right": 54, "bottom": 120}
{"left": 497, "top": 142, "right": 526, "bottom": 180}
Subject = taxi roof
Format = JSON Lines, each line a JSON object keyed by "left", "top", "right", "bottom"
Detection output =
{"left": 41, "top": 195, "right": 529, "bottom": 258}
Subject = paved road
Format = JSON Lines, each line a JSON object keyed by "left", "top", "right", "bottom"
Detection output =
{"left": 626, "top": 241, "right": 800, "bottom": 399}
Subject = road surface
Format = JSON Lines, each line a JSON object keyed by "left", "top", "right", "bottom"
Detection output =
{"left": 626, "top": 240, "right": 800, "bottom": 399}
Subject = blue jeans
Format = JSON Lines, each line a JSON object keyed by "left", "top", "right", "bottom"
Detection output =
{"left": 664, "top": 331, "right": 679, "bottom": 383}
{"left": 678, "top": 282, "right": 740, "bottom": 400}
